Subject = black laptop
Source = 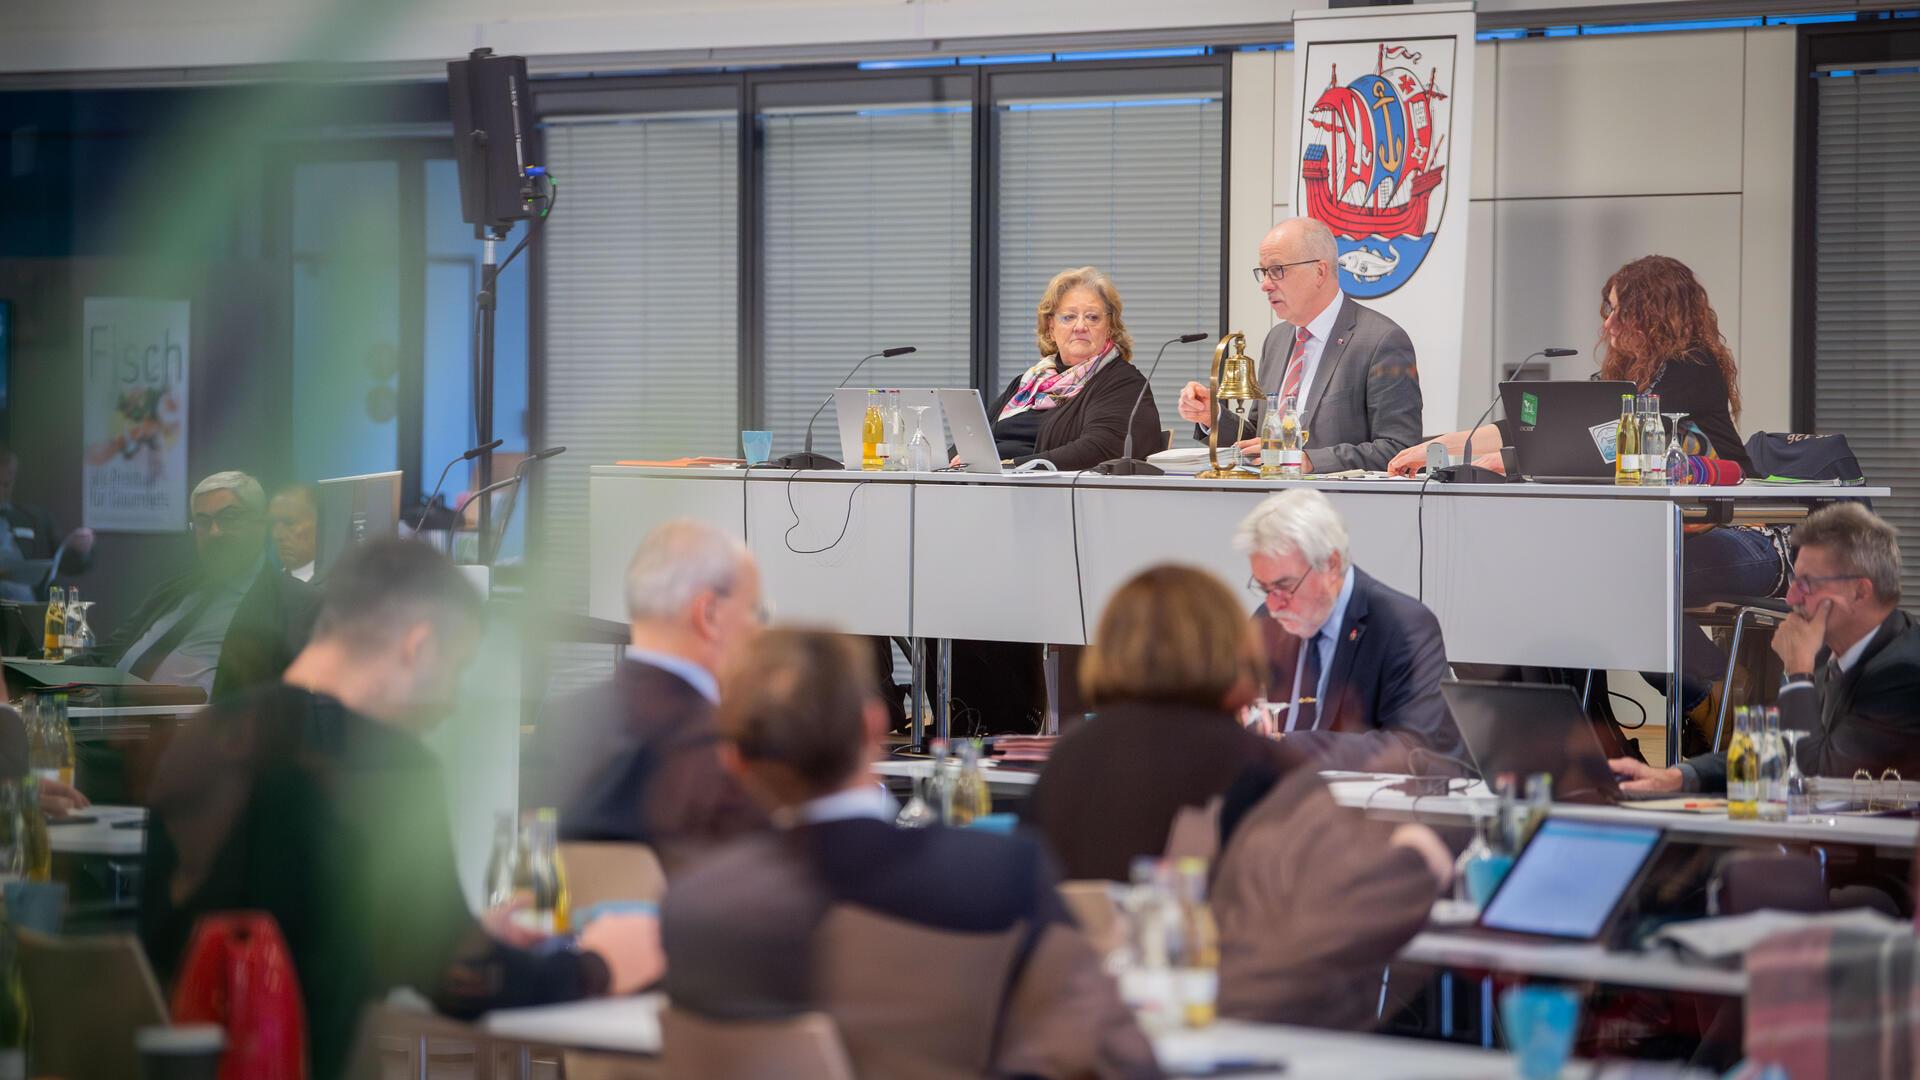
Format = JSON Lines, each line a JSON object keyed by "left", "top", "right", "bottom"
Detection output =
{"left": 1443, "top": 680, "right": 1664, "bottom": 804}
{"left": 1500, "top": 379, "right": 1638, "bottom": 483}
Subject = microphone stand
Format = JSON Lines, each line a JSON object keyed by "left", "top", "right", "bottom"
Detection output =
{"left": 772, "top": 346, "right": 917, "bottom": 471}
{"left": 1092, "top": 332, "right": 1208, "bottom": 476}
{"left": 423, "top": 438, "right": 504, "bottom": 549}
{"left": 1434, "top": 348, "right": 1573, "bottom": 484}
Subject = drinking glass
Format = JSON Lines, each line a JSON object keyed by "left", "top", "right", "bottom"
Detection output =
{"left": 906, "top": 406, "right": 934, "bottom": 472}
{"left": 741, "top": 430, "right": 773, "bottom": 465}
{"left": 1500, "top": 985, "right": 1581, "bottom": 1080}
{"left": 1781, "top": 730, "right": 1811, "bottom": 820}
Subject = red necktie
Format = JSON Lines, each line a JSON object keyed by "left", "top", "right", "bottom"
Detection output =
{"left": 1279, "top": 325, "right": 1312, "bottom": 405}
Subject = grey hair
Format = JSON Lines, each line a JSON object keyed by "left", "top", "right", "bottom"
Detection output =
{"left": 624, "top": 519, "right": 751, "bottom": 622}
{"left": 1269, "top": 216, "right": 1339, "bottom": 268}
{"left": 1232, "top": 488, "right": 1350, "bottom": 570}
{"left": 1792, "top": 502, "right": 1902, "bottom": 604}
{"left": 192, "top": 471, "right": 265, "bottom": 514}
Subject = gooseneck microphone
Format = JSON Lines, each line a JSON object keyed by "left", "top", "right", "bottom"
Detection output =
{"left": 772, "top": 346, "right": 918, "bottom": 471}
{"left": 1435, "top": 348, "right": 1577, "bottom": 484}
{"left": 423, "top": 438, "right": 505, "bottom": 530}
{"left": 456, "top": 446, "right": 566, "bottom": 566}
{"left": 1093, "top": 333, "right": 1209, "bottom": 476}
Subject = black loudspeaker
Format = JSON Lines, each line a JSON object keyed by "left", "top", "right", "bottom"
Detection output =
{"left": 447, "top": 48, "right": 542, "bottom": 234}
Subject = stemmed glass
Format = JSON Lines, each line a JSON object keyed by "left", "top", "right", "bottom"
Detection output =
{"left": 906, "top": 406, "right": 934, "bottom": 472}
{"left": 1781, "top": 730, "right": 1811, "bottom": 820}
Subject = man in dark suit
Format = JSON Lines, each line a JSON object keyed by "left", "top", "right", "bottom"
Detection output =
{"left": 97, "top": 470, "right": 318, "bottom": 700}
{"left": 1235, "top": 489, "right": 1465, "bottom": 773}
{"left": 663, "top": 628, "right": 1158, "bottom": 1079}
{"left": 0, "top": 444, "right": 92, "bottom": 600}
{"left": 1615, "top": 503, "right": 1920, "bottom": 792}
{"left": 1179, "top": 216, "right": 1422, "bottom": 472}
{"left": 524, "top": 518, "right": 767, "bottom": 870}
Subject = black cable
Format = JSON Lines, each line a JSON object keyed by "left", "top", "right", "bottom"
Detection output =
{"left": 1415, "top": 467, "right": 1436, "bottom": 604}
{"left": 1609, "top": 689, "right": 1650, "bottom": 730}
{"left": 1068, "top": 466, "right": 1090, "bottom": 644}
{"left": 783, "top": 470, "right": 872, "bottom": 555}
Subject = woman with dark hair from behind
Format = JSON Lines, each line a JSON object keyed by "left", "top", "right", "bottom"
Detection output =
{"left": 1024, "top": 563, "right": 1449, "bottom": 1029}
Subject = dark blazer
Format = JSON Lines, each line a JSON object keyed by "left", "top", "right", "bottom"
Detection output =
{"left": 664, "top": 817, "right": 1159, "bottom": 1078}
{"left": 0, "top": 502, "right": 89, "bottom": 595}
{"left": 524, "top": 657, "right": 765, "bottom": 869}
{"left": 141, "top": 685, "right": 606, "bottom": 1080}
{"left": 1255, "top": 566, "right": 1466, "bottom": 773}
{"left": 987, "top": 357, "right": 1164, "bottom": 471}
{"left": 1198, "top": 296, "right": 1422, "bottom": 472}
{"left": 1684, "top": 609, "right": 1920, "bottom": 791}
{"left": 98, "top": 558, "right": 319, "bottom": 700}
{"left": 1025, "top": 701, "right": 1306, "bottom": 882}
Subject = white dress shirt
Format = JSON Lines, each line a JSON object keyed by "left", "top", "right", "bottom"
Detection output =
{"left": 1780, "top": 623, "right": 1879, "bottom": 694}
{"left": 1201, "top": 290, "right": 1346, "bottom": 434}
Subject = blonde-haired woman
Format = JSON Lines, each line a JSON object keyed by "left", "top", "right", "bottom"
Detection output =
{"left": 977, "top": 266, "right": 1163, "bottom": 471}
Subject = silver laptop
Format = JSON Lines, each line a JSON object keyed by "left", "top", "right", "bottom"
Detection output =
{"left": 832, "top": 388, "right": 947, "bottom": 469}
{"left": 935, "top": 388, "right": 1005, "bottom": 475}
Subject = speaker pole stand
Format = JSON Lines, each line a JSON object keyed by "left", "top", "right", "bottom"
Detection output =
{"left": 474, "top": 226, "right": 505, "bottom": 546}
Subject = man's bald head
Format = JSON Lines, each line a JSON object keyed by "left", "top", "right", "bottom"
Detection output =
{"left": 1256, "top": 216, "right": 1341, "bottom": 325}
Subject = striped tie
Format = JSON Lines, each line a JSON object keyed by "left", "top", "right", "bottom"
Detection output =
{"left": 1278, "top": 325, "right": 1312, "bottom": 406}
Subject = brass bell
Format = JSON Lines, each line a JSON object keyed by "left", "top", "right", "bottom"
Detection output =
{"left": 1199, "top": 332, "right": 1266, "bottom": 479}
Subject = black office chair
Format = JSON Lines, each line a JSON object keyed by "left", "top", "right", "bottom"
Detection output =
{"left": 1688, "top": 596, "right": 1791, "bottom": 752}
{"left": 1709, "top": 852, "right": 1827, "bottom": 916}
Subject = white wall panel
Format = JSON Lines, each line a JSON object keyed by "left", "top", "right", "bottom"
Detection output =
{"left": 1737, "top": 27, "right": 1797, "bottom": 436}
{"left": 1471, "top": 42, "right": 1498, "bottom": 202}
{"left": 1493, "top": 193, "right": 1743, "bottom": 381}
{"left": 1495, "top": 32, "right": 1746, "bottom": 199}
{"left": 1460, "top": 201, "right": 1497, "bottom": 429}
{"left": 1230, "top": 50, "right": 1279, "bottom": 348}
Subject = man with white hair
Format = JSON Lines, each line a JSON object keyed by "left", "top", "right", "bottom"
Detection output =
{"left": 100, "top": 470, "right": 319, "bottom": 700}
{"left": 526, "top": 518, "right": 769, "bottom": 868}
{"left": 1234, "top": 489, "right": 1464, "bottom": 772}
{"left": 1179, "top": 217, "right": 1422, "bottom": 472}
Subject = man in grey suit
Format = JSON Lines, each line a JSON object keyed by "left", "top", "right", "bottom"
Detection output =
{"left": 1179, "top": 217, "right": 1422, "bottom": 472}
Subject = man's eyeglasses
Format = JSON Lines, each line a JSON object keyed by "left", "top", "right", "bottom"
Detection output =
{"left": 189, "top": 509, "right": 260, "bottom": 533}
{"left": 1250, "top": 260, "right": 1321, "bottom": 285}
{"left": 1247, "top": 571, "right": 1311, "bottom": 603}
{"left": 1786, "top": 572, "right": 1863, "bottom": 594}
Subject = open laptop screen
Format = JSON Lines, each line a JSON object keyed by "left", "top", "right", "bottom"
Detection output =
{"left": 1478, "top": 819, "right": 1661, "bottom": 940}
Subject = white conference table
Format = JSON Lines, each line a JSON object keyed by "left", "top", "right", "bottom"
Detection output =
{"left": 48, "top": 803, "right": 144, "bottom": 857}
{"left": 593, "top": 465, "right": 1882, "bottom": 762}
{"left": 870, "top": 760, "right": 1920, "bottom": 853}
{"left": 482, "top": 993, "right": 1645, "bottom": 1078}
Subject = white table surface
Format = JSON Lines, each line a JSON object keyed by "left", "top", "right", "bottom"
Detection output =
{"left": 482, "top": 994, "right": 1645, "bottom": 1078}
{"left": 49, "top": 803, "right": 143, "bottom": 857}
{"left": 1323, "top": 773, "right": 1920, "bottom": 851}
{"left": 1400, "top": 929, "right": 1745, "bottom": 997}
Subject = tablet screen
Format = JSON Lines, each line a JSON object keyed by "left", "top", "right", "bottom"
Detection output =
{"left": 1478, "top": 819, "right": 1661, "bottom": 939}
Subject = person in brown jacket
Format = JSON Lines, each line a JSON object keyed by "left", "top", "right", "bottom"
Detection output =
{"left": 1028, "top": 564, "right": 1450, "bottom": 1030}
{"left": 664, "top": 628, "right": 1161, "bottom": 1080}
{"left": 524, "top": 519, "right": 768, "bottom": 871}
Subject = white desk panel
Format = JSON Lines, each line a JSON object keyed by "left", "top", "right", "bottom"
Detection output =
{"left": 911, "top": 479, "right": 1083, "bottom": 643}
{"left": 587, "top": 470, "right": 745, "bottom": 623}
{"left": 746, "top": 473, "right": 913, "bottom": 637}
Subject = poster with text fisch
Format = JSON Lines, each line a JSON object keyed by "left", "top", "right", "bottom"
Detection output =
{"left": 82, "top": 297, "right": 190, "bottom": 532}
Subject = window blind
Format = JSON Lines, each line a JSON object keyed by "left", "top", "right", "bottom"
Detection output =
{"left": 995, "top": 94, "right": 1222, "bottom": 441}
{"left": 540, "top": 111, "right": 741, "bottom": 614}
{"left": 1811, "top": 70, "right": 1920, "bottom": 600}
{"left": 759, "top": 104, "right": 973, "bottom": 457}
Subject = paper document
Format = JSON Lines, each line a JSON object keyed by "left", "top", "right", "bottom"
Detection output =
{"left": 1652, "top": 909, "right": 1906, "bottom": 963}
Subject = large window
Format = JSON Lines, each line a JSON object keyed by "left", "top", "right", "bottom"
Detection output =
{"left": 757, "top": 77, "right": 975, "bottom": 459}
{"left": 992, "top": 71, "right": 1224, "bottom": 438}
{"left": 283, "top": 144, "right": 529, "bottom": 525}
{"left": 539, "top": 103, "right": 742, "bottom": 607}
{"left": 1805, "top": 34, "right": 1920, "bottom": 600}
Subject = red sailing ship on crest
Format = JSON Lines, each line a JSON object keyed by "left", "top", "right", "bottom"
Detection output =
{"left": 1302, "top": 43, "right": 1448, "bottom": 241}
